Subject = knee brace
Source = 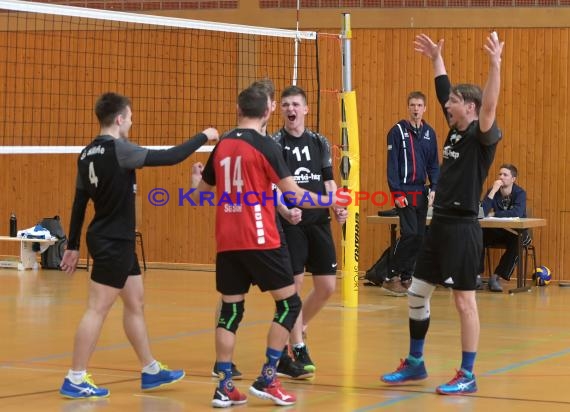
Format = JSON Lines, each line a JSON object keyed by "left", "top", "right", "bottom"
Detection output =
{"left": 273, "top": 293, "right": 302, "bottom": 332}
{"left": 217, "top": 300, "right": 244, "bottom": 334}
{"left": 408, "top": 277, "right": 436, "bottom": 321}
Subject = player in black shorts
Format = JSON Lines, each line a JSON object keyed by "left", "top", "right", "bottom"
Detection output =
{"left": 58, "top": 92, "right": 219, "bottom": 399}
{"left": 210, "top": 78, "right": 278, "bottom": 380}
{"left": 381, "top": 32, "right": 504, "bottom": 395}
{"left": 191, "top": 85, "right": 344, "bottom": 407}
{"left": 272, "top": 86, "right": 347, "bottom": 377}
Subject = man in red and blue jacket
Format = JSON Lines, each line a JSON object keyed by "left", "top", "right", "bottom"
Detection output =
{"left": 384, "top": 91, "right": 440, "bottom": 296}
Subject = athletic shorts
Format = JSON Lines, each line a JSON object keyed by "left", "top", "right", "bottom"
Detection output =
{"left": 414, "top": 214, "right": 482, "bottom": 291}
{"left": 87, "top": 233, "right": 141, "bottom": 289}
{"left": 216, "top": 244, "right": 294, "bottom": 295}
{"left": 283, "top": 223, "right": 337, "bottom": 275}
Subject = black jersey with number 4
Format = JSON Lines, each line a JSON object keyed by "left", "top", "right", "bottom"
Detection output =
{"left": 272, "top": 128, "right": 334, "bottom": 225}
{"left": 77, "top": 135, "right": 147, "bottom": 241}
{"left": 434, "top": 75, "right": 502, "bottom": 216}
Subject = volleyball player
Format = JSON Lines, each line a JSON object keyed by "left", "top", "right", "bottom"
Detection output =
{"left": 211, "top": 78, "right": 279, "bottom": 380}
{"left": 59, "top": 92, "right": 219, "bottom": 399}
{"left": 191, "top": 84, "right": 344, "bottom": 407}
{"left": 272, "top": 85, "right": 347, "bottom": 377}
{"left": 381, "top": 32, "right": 504, "bottom": 395}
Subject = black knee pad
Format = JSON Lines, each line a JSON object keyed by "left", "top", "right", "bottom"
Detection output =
{"left": 273, "top": 293, "right": 302, "bottom": 332}
{"left": 217, "top": 300, "right": 244, "bottom": 334}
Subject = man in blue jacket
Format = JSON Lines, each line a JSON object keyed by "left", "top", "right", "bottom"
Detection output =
{"left": 384, "top": 91, "right": 440, "bottom": 296}
{"left": 481, "top": 163, "right": 529, "bottom": 292}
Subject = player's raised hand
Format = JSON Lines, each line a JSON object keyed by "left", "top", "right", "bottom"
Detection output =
{"left": 414, "top": 34, "right": 443, "bottom": 60}
{"left": 484, "top": 31, "right": 504, "bottom": 65}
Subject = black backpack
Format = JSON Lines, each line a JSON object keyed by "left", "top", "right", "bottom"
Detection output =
{"left": 364, "top": 246, "right": 392, "bottom": 286}
{"left": 39, "top": 216, "right": 67, "bottom": 270}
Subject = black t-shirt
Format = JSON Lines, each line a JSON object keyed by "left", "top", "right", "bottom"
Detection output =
{"left": 67, "top": 132, "right": 208, "bottom": 250}
{"left": 433, "top": 75, "right": 502, "bottom": 216}
{"left": 272, "top": 128, "right": 334, "bottom": 225}
{"left": 77, "top": 135, "right": 147, "bottom": 241}
{"left": 435, "top": 121, "right": 501, "bottom": 215}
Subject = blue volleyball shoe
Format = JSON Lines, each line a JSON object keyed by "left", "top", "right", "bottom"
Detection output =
{"left": 380, "top": 358, "right": 428, "bottom": 384}
{"left": 141, "top": 362, "right": 185, "bottom": 391}
{"left": 436, "top": 369, "right": 477, "bottom": 395}
{"left": 60, "top": 374, "right": 110, "bottom": 399}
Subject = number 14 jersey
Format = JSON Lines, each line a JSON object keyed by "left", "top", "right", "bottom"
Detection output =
{"left": 201, "top": 128, "right": 291, "bottom": 252}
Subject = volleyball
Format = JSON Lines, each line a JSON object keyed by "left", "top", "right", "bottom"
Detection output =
{"left": 533, "top": 266, "right": 552, "bottom": 286}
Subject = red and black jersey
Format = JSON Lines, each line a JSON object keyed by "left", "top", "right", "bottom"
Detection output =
{"left": 202, "top": 128, "right": 291, "bottom": 252}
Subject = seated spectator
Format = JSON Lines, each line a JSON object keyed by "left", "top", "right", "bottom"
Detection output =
{"left": 480, "top": 164, "right": 530, "bottom": 292}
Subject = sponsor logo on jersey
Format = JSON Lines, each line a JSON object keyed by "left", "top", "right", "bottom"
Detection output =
{"left": 293, "top": 167, "right": 321, "bottom": 184}
{"left": 443, "top": 146, "right": 460, "bottom": 160}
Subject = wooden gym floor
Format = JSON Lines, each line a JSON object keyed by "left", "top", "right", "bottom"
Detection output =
{"left": 0, "top": 268, "right": 569, "bottom": 411}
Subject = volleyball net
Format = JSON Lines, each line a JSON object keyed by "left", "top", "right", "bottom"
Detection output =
{"left": 0, "top": 0, "right": 319, "bottom": 154}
